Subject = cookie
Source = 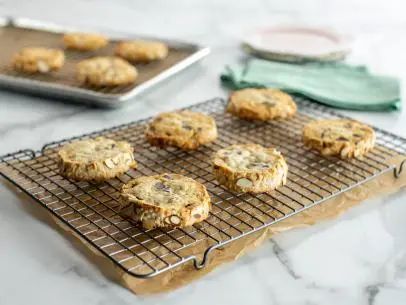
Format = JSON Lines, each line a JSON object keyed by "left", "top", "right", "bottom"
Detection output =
{"left": 57, "top": 137, "right": 137, "bottom": 182}
{"left": 212, "top": 144, "right": 288, "bottom": 193}
{"left": 76, "top": 56, "right": 137, "bottom": 87}
{"left": 119, "top": 173, "right": 211, "bottom": 229}
{"left": 115, "top": 40, "right": 168, "bottom": 63}
{"left": 12, "top": 47, "right": 65, "bottom": 73}
{"left": 303, "top": 119, "right": 376, "bottom": 158}
{"left": 227, "top": 88, "right": 297, "bottom": 121}
{"left": 145, "top": 111, "right": 218, "bottom": 150}
{"left": 63, "top": 32, "right": 108, "bottom": 51}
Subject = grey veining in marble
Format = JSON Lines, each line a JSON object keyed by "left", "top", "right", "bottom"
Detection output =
{"left": 1, "top": 0, "right": 406, "bottom": 304}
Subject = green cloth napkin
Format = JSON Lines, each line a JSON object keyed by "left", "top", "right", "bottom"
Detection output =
{"left": 221, "top": 59, "right": 401, "bottom": 111}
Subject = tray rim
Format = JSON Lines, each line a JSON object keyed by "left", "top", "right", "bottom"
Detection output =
{"left": 0, "top": 16, "right": 211, "bottom": 108}
{"left": 1, "top": 97, "right": 406, "bottom": 279}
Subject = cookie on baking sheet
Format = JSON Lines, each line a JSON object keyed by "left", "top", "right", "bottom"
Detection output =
{"left": 145, "top": 110, "right": 218, "bottom": 150}
{"left": 212, "top": 144, "right": 288, "bottom": 193}
{"left": 76, "top": 56, "right": 137, "bottom": 87}
{"left": 303, "top": 119, "right": 376, "bottom": 159}
{"left": 115, "top": 40, "right": 168, "bottom": 63}
{"left": 12, "top": 47, "right": 65, "bottom": 73}
{"left": 57, "top": 137, "right": 137, "bottom": 182}
{"left": 63, "top": 32, "right": 108, "bottom": 51}
{"left": 227, "top": 88, "right": 297, "bottom": 121}
{"left": 120, "top": 173, "right": 211, "bottom": 229}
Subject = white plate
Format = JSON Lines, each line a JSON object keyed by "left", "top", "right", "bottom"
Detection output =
{"left": 242, "top": 26, "right": 352, "bottom": 62}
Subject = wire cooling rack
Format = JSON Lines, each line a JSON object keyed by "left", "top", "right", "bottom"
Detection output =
{"left": 1, "top": 97, "right": 406, "bottom": 278}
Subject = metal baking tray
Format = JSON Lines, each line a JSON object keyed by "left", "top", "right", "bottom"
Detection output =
{"left": 0, "top": 17, "right": 210, "bottom": 107}
{"left": 1, "top": 97, "right": 406, "bottom": 279}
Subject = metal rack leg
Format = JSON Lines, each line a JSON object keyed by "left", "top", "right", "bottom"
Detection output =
{"left": 394, "top": 160, "right": 406, "bottom": 178}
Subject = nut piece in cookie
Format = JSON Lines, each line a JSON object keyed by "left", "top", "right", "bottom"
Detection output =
{"left": 227, "top": 88, "right": 297, "bottom": 121}
{"left": 120, "top": 173, "right": 211, "bottom": 229}
{"left": 12, "top": 47, "right": 65, "bottom": 73}
{"left": 303, "top": 119, "right": 376, "bottom": 159}
{"left": 145, "top": 110, "right": 218, "bottom": 150}
{"left": 212, "top": 144, "right": 288, "bottom": 193}
{"left": 115, "top": 40, "right": 168, "bottom": 63}
{"left": 63, "top": 32, "right": 108, "bottom": 51}
{"left": 57, "top": 137, "right": 137, "bottom": 182}
{"left": 76, "top": 56, "right": 137, "bottom": 87}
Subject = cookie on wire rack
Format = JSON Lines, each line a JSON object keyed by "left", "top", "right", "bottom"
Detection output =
{"left": 57, "top": 137, "right": 137, "bottom": 182}
{"left": 303, "top": 119, "right": 376, "bottom": 159}
{"left": 227, "top": 88, "right": 297, "bottom": 121}
{"left": 212, "top": 144, "right": 288, "bottom": 193}
{"left": 12, "top": 47, "right": 65, "bottom": 73}
{"left": 63, "top": 32, "right": 108, "bottom": 51}
{"left": 119, "top": 173, "right": 211, "bottom": 229}
{"left": 145, "top": 110, "right": 218, "bottom": 150}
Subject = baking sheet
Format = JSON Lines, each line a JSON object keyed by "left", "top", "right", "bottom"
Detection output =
{"left": 0, "top": 17, "right": 210, "bottom": 107}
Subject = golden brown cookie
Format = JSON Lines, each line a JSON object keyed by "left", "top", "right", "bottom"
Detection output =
{"left": 303, "top": 119, "right": 376, "bottom": 158}
{"left": 57, "top": 137, "right": 137, "bottom": 182}
{"left": 227, "top": 88, "right": 297, "bottom": 121}
{"left": 145, "top": 110, "right": 218, "bottom": 150}
{"left": 63, "top": 32, "right": 108, "bottom": 51}
{"left": 115, "top": 40, "right": 168, "bottom": 63}
{"left": 120, "top": 173, "right": 211, "bottom": 229}
{"left": 76, "top": 56, "right": 137, "bottom": 87}
{"left": 12, "top": 47, "right": 65, "bottom": 73}
{"left": 212, "top": 144, "right": 288, "bottom": 193}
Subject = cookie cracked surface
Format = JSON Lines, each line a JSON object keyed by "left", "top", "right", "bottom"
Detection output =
{"left": 115, "top": 40, "right": 168, "bottom": 63}
{"left": 303, "top": 119, "right": 376, "bottom": 159}
{"left": 119, "top": 173, "right": 211, "bottom": 229}
{"left": 212, "top": 144, "right": 288, "bottom": 193}
{"left": 76, "top": 56, "right": 137, "bottom": 87}
{"left": 63, "top": 32, "right": 108, "bottom": 51}
{"left": 12, "top": 47, "right": 65, "bottom": 73}
{"left": 57, "top": 137, "right": 136, "bottom": 182}
{"left": 227, "top": 88, "right": 297, "bottom": 121}
{"left": 145, "top": 110, "right": 218, "bottom": 150}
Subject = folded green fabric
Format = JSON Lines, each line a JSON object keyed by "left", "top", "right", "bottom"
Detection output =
{"left": 221, "top": 59, "right": 401, "bottom": 111}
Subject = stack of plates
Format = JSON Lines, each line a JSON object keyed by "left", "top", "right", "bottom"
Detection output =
{"left": 242, "top": 26, "right": 352, "bottom": 62}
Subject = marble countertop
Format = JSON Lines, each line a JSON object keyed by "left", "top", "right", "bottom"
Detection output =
{"left": 1, "top": 0, "right": 406, "bottom": 304}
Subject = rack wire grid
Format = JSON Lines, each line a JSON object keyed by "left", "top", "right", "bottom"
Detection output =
{"left": 1, "top": 97, "right": 406, "bottom": 279}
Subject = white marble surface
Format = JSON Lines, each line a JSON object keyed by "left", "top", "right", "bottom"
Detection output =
{"left": 1, "top": 0, "right": 406, "bottom": 304}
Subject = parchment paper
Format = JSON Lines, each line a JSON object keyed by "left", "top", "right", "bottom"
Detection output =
{"left": 19, "top": 155, "right": 406, "bottom": 295}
